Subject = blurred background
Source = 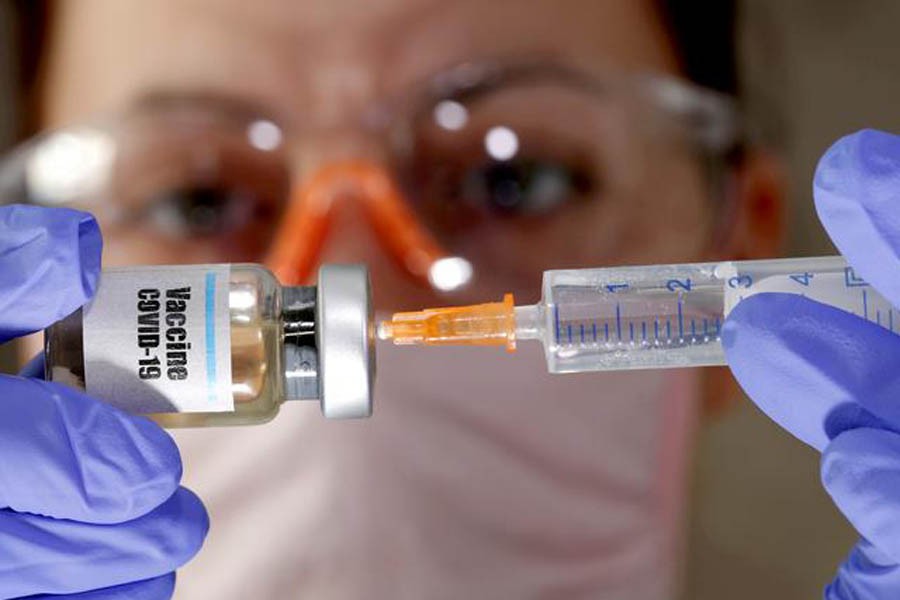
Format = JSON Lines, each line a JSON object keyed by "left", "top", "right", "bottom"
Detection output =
{"left": 1, "top": 1, "right": 899, "bottom": 598}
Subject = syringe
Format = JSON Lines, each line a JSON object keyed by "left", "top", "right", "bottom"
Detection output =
{"left": 378, "top": 256, "right": 897, "bottom": 373}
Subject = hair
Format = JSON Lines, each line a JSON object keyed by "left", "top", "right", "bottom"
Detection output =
{"left": 656, "top": 0, "right": 737, "bottom": 96}
{"left": 7, "top": 0, "right": 51, "bottom": 140}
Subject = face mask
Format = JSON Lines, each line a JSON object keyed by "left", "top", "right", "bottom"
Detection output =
{"left": 172, "top": 341, "right": 700, "bottom": 599}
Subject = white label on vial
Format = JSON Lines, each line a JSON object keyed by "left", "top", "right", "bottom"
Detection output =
{"left": 82, "top": 265, "right": 233, "bottom": 413}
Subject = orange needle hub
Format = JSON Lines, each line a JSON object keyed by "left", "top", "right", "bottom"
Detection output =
{"left": 378, "top": 293, "right": 517, "bottom": 352}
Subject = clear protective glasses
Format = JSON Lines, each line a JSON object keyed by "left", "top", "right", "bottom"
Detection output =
{"left": 0, "top": 61, "right": 743, "bottom": 301}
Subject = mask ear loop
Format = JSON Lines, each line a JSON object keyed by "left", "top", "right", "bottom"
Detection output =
{"left": 265, "top": 160, "right": 468, "bottom": 290}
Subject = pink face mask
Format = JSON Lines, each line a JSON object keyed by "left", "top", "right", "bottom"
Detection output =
{"left": 171, "top": 341, "right": 700, "bottom": 599}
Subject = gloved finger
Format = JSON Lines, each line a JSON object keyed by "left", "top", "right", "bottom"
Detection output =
{"left": 0, "top": 205, "right": 101, "bottom": 343}
{"left": 723, "top": 293, "right": 900, "bottom": 451}
{"left": 814, "top": 129, "right": 900, "bottom": 308}
{"left": 0, "top": 488, "right": 206, "bottom": 599}
{"left": 0, "top": 376, "right": 181, "bottom": 524}
{"left": 19, "top": 352, "right": 44, "bottom": 379}
{"left": 822, "top": 428, "right": 900, "bottom": 561}
{"left": 24, "top": 573, "right": 175, "bottom": 600}
{"left": 825, "top": 539, "right": 900, "bottom": 600}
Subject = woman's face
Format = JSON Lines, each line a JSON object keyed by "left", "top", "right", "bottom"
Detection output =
{"left": 40, "top": 0, "right": 720, "bottom": 309}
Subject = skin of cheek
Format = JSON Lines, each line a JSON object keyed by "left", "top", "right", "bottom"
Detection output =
{"left": 420, "top": 170, "right": 714, "bottom": 308}
{"left": 18, "top": 334, "right": 44, "bottom": 367}
{"left": 101, "top": 234, "right": 236, "bottom": 267}
{"left": 525, "top": 154, "right": 714, "bottom": 268}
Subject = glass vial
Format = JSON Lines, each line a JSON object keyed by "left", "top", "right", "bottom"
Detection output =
{"left": 44, "top": 263, "right": 374, "bottom": 427}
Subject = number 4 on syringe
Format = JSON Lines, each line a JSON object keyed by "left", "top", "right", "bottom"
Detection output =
{"left": 789, "top": 272, "right": 814, "bottom": 286}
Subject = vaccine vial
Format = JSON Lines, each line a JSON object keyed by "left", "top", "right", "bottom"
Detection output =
{"left": 44, "top": 263, "right": 374, "bottom": 427}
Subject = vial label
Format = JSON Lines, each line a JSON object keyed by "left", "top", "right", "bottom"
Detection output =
{"left": 82, "top": 265, "right": 234, "bottom": 413}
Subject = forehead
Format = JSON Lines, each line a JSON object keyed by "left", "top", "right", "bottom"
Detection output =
{"left": 43, "top": 0, "right": 679, "bottom": 127}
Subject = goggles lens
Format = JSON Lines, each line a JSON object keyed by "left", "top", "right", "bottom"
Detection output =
{"left": 0, "top": 66, "right": 740, "bottom": 300}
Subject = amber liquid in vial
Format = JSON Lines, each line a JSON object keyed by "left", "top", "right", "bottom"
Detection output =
{"left": 46, "top": 265, "right": 288, "bottom": 427}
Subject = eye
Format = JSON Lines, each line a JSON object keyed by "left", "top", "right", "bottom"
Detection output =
{"left": 459, "top": 157, "right": 595, "bottom": 217}
{"left": 398, "top": 80, "right": 612, "bottom": 234}
{"left": 144, "top": 184, "right": 280, "bottom": 237}
{"left": 404, "top": 146, "right": 600, "bottom": 234}
{"left": 104, "top": 105, "right": 291, "bottom": 249}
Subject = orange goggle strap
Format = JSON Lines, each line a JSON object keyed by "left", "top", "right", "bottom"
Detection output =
{"left": 266, "top": 161, "right": 448, "bottom": 286}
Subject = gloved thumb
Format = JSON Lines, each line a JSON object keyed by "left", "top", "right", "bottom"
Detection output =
{"left": 0, "top": 204, "right": 101, "bottom": 342}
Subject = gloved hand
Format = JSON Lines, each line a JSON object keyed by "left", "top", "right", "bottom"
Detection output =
{"left": 0, "top": 205, "right": 208, "bottom": 599}
{"left": 723, "top": 129, "right": 900, "bottom": 598}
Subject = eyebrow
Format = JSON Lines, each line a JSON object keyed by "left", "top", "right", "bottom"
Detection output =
{"left": 125, "top": 61, "right": 584, "bottom": 133}
{"left": 129, "top": 89, "right": 286, "bottom": 125}
{"left": 122, "top": 58, "right": 654, "bottom": 138}
{"left": 423, "top": 60, "right": 599, "bottom": 102}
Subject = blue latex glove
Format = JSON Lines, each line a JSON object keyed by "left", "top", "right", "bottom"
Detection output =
{"left": 0, "top": 205, "right": 208, "bottom": 599}
{"left": 723, "top": 129, "right": 900, "bottom": 598}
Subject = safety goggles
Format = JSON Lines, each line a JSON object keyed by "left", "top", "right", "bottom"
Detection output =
{"left": 0, "top": 61, "right": 743, "bottom": 299}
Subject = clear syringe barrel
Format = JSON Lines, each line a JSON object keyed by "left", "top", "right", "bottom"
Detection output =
{"left": 517, "top": 256, "right": 896, "bottom": 373}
